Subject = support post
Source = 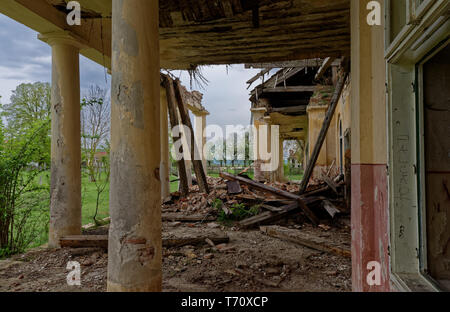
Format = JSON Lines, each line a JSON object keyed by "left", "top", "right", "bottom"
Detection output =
{"left": 39, "top": 32, "right": 82, "bottom": 248}
{"left": 164, "top": 76, "right": 189, "bottom": 196}
{"left": 160, "top": 87, "right": 170, "bottom": 200}
{"left": 350, "top": 0, "right": 389, "bottom": 291}
{"left": 107, "top": 0, "right": 162, "bottom": 292}
{"left": 174, "top": 80, "right": 209, "bottom": 194}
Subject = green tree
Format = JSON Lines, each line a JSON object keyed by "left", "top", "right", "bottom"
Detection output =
{"left": 81, "top": 85, "right": 110, "bottom": 182}
{"left": 1, "top": 82, "right": 51, "bottom": 133}
{"left": 0, "top": 118, "right": 51, "bottom": 257}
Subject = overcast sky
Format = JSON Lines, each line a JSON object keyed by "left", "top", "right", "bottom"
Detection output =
{"left": 0, "top": 14, "right": 261, "bottom": 128}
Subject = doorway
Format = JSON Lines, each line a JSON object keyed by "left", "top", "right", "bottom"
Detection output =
{"left": 422, "top": 43, "right": 450, "bottom": 290}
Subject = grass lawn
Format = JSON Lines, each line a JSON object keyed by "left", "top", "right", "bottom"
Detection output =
{"left": 81, "top": 171, "right": 110, "bottom": 226}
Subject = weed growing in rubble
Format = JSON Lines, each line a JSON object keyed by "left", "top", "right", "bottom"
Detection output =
{"left": 214, "top": 199, "right": 260, "bottom": 225}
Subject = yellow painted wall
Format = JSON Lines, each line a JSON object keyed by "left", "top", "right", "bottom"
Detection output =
{"left": 306, "top": 83, "right": 352, "bottom": 177}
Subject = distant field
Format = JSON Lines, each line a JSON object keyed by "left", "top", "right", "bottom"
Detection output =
{"left": 24, "top": 167, "right": 302, "bottom": 251}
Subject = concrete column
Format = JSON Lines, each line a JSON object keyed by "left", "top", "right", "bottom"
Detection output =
{"left": 251, "top": 108, "right": 267, "bottom": 182}
{"left": 108, "top": 0, "right": 161, "bottom": 292}
{"left": 194, "top": 111, "right": 209, "bottom": 176}
{"left": 39, "top": 32, "right": 82, "bottom": 248}
{"left": 277, "top": 138, "right": 284, "bottom": 182}
{"left": 306, "top": 105, "right": 328, "bottom": 179}
{"left": 160, "top": 87, "right": 170, "bottom": 200}
{"left": 350, "top": 0, "right": 389, "bottom": 292}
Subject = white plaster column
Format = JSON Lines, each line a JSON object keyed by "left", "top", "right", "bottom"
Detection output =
{"left": 251, "top": 108, "right": 267, "bottom": 182}
{"left": 160, "top": 87, "right": 170, "bottom": 200}
{"left": 278, "top": 137, "right": 285, "bottom": 182}
{"left": 194, "top": 111, "right": 209, "bottom": 176}
{"left": 108, "top": 0, "right": 162, "bottom": 292}
{"left": 39, "top": 32, "right": 82, "bottom": 248}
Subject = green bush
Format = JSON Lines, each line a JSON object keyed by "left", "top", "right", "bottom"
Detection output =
{"left": 0, "top": 119, "right": 50, "bottom": 258}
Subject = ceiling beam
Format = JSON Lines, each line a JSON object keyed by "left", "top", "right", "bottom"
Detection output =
{"left": 270, "top": 106, "right": 308, "bottom": 114}
{"left": 262, "top": 86, "right": 316, "bottom": 93}
{"left": 245, "top": 59, "right": 323, "bottom": 68}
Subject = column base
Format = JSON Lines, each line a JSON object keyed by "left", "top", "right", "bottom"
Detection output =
{"left": 351, "top": 164, "right": 390, "bottom": 292}
{"left": 107, "top": 279, "right": 162, "bottom": 292}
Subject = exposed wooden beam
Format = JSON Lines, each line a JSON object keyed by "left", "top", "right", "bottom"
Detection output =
{"left": 164, "top": 76, "right": 189, "bottom": 196}
{"left": 245, "top": 59, "right": 322, "bottom": 68}
{"left": 260, "top": 226, "right": 351, "bottom": 258}
{"left": 270, "top": 106, "right": 308, "bottom": 114}
{"left": 315, "top": 57, "right": 334, "bottom": 81}
{"left": 247, "top": 67, "right": 273, "bottom": 86}
{"left": 251, "top": 67, "right": 305, "bottom": 95}
{"left": 60, "top": 235, "right": 230, "bottom": 249}
{"left": 220, "top": 172, "right": 319, "bottom": 225}
{"left": 262, "top": 86, "right": 316, "bottom": 93}
{"left": 174, "top": 79, "right": 210, "bottom": 194}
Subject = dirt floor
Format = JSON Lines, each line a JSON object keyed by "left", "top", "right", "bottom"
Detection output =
{"left": 0, "top": 177, "right": 352, "bottom": 292}
{"left": 0, "top": 221, "right": 351, "bottom": 292}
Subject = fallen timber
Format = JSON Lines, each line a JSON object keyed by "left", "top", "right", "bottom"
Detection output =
{"left": 239, "top": 197, "right": 324, "bottom": 229}
{"left": 60, "top": 235, "right": 229, "bottom": 249}
{"left": 260, "top": 226, "right": 351, "bottom": 258}
{"left": 219, "top": 172, "right": 319, "bottom": 226}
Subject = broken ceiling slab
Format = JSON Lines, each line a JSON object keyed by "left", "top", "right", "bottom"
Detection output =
{"left": 1, "top": 0, "right": 350, "bottom": 70}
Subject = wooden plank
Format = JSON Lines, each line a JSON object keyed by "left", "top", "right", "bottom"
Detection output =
{"left": 246, "top": 67, "right": 272, "bottom": 85}
{"left": 262, "top": 86, "right": 316, "bottom": 93}
{"left": 299, "top": 71, "right": 349, "bottom": 194}
{"left": 174, "top": 79, "right": 210, "bottom": 194}
{"left": 60, "top": 235, "right": 108, "bottom": 249}
{"left": 260, "top": 226, "right": 351, "bottom": 258}
{"left": 302, "top": 185, "right": 330, "bottom": 197}
{"left": 260, "top": 204, "right": 284, "bottom": 212}
{"left": 238, "top": 202, "right": 299, "bottom": 228}
{"left": 245, "top": 59, "right": 323, "bottom": 68}
{"left": 226, "top": 180, "right": 242, "bottom": 194}
{"left": 239, "top": 196, "right": 323, "bottom": 228}
{"left": 61, "top": 235, "right": 229, "bottom": 249}
{"left": 162, "top": 213, "right": 216, "bottom": 222}
{"left": 322, "top": 200, "right": 341, "bottom": 219}
{"left": 322, "top": 174, "right": 339, "bottom": 195}
{"left": 251, "top": 67, "right": 305, "bottom": 95}
{"left": 314, "top": 57, "right": 334, "bottom": 80}
{"left": 163, "top": 235, "right": 229, "bottom": 248}
{"left": 220, "top": 172, "right": 319, "bottom": 225}
{"left": 164, "top": 75, "right": 189, "bottom": 196}
{"left": 270, "top": 106, "right": 308, "bottom": 114}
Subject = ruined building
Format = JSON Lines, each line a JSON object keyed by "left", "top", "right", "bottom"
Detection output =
{"left": 0, "top": 0, "right": 448, "bottom": 292}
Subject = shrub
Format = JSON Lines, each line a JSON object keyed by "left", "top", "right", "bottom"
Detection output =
{"left": 0, "top": 119, "right": 50, "bottom": 257}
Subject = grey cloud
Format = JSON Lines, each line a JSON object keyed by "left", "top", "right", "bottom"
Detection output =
{"left": 0, "top": 14, "right": 262, "bottom": 128}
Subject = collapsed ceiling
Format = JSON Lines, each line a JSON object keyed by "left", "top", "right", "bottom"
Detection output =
{"left": 1, "top": 0, "right": 350, "bottom": 69}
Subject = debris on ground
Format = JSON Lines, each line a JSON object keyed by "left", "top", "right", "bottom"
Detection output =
{"left": 0, "top": 174, "right": 351, "bottom": 292}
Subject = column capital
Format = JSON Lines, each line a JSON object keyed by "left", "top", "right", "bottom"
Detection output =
{"left": 38, "top": 31, "right": 87, "bottom": 49}
{"left": 192, "top": 110, "right": 210, "bottom": 117}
